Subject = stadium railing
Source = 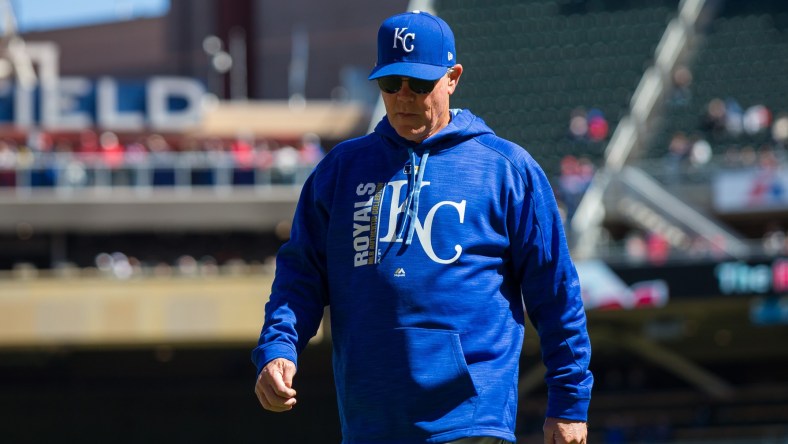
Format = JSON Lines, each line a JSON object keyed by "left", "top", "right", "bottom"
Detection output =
{"left": 0, "top": 151, "right": 314, "bottom": 195}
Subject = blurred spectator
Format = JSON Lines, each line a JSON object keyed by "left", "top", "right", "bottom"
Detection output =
{"left": 724, "top": 98, "right": 744, "bottom": 137}
{"left": 568, "top": 107, "right": 588, "bottom": 140}
{"left": 624, "top": 231, "right": 648, "bottom": 263}
{"left": 700, "top": 98, "right": 727, "bottom": 140}
{"left": 62, "top": 158, "right": 88, "bottom": 188}
{"left": 47, "top": 136, "right": 86, "bottom": 188}
{"left": 77, "top": 130, "right": 99, "bottom": 157}
{"left": 772, "top": 113, "right": 788, "bottom": 147}
{"left": 688, "top": 136, "right": 712, "bottom": 169}
{"left": 177, "top": 255, "right": 199, "bottom": 276}
{"left": 746, "top": 148, "right": 785, "bottom": 208}
{"left": 53, "top": 138, "right": 74, "bottom": 154}
{"left": 95, "top": 251, "right": 134, "bottom": 279}
{"left": 74, "top": 130, "right": 99, "bottom": 185}
{"left": 587, "top": 108, "right": 609, "bottom": 142}
{"left": 100, "top": 131, "right": 124, "bottom": 169}
{"left": 199, "top": 255, "right": 220, "bottom": 276}
{"left": 203, "top": 137, "right": 229, "bottom": 186}
{"left": 0, "top": 140, "right": 16, "bottom": 187}
{"left": 646, "top": 232, "right": 670, "bottom": 266}
{"left": 153, "top": 261, "right": 174, "bottom": 277}
{"left": 147, "top": 134, "right": 175, "bottom": 186}
{"left": 670, "top": 65, "right": 693, "bottom": 107}
{"left": 26, "top": 130, "right": 56, "bottom": 187}
{"left": 743, "top": 104, "right": 772, "bottom": 136}
{"left": 300, "top": 132, "right": 324, "bottom": 166}
{"left": 664, "top": 131, "right": 691, "bottom": 179}
{"left": 27, "top": 130, "right": 48, "bottom": 151}
{"left": 255, "top": 140, "right": 275, "bottom": 171}
{"left": 272, "top": 143, "right": 300, "bottom": 183}
{"left": 174, "top": 138, "right": 208, "bottom": 186}
{"left": 231, "top": 133, "right": 256, "bottom": 170}
{"left": 568, "top": 107, "right": 609, "bottom": 143}
{"left": 124, "top": 138, "right": 149, "bottom": 186}
{"left": 147, "top": 134, "right": 171, "bottom": 154}
{"left": 126, "top": 137, "right": 151, "bottom": 164}
{"left": 15, "top": 144, "right": 34, "bottom": 173}
{"left": 558, "top": 155, "right": 594, "bottom": 222}
{"left": 100, "top": 131, "right": 130, "bottom": 186}
{"left": 231, "top": 133, "right": 256, "bottom": 185}
{"left": 578, "top": 157, "right": 595, "bottom": 180}
{"left": 762, "top": 222, "right": 787, "bottom": 256}
{"left": 128, "top": 256, "right": 143, "bottom": 276}
{"left": 111, "top": 252, "right": 134, "bottom": 279}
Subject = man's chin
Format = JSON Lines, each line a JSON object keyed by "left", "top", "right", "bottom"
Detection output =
{"left": 393, "top": 126, "right": 427, "bottom": 143}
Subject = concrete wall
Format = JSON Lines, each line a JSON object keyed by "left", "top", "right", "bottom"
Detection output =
{"left": 0, "top": 273, "right": 279, "bottom": 348}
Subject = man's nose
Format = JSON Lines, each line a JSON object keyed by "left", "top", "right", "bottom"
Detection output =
{"left": 396, "top": 80, "right": 416, "bottom": 99}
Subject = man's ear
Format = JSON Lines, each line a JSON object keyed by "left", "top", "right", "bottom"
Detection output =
{"left": 447, "top": 64, "right": 463, "bottom": 93}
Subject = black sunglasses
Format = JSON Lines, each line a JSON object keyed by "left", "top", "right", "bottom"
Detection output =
{"left": 377, "top": 76, "right": 439, "bottom": 95}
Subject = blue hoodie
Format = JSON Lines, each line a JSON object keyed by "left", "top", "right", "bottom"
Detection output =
{"left": 252, "top": 109, "right": 593, "bottom": 443}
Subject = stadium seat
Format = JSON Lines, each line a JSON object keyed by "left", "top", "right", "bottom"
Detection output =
{"left": 647, "top": 2, "right": 788, "bottom": 159}
{"left": 438, "top": 0, "right": 676, "bottom": 175}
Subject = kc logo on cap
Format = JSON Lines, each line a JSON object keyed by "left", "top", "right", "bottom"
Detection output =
{"left": 393, "top": 27, "right": 416, "bottom": 52}
{"left": 369, "top": 10, "right": 457, "bottom": 81}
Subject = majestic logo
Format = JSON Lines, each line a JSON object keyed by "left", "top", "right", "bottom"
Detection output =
{"left": 351, "top": 180, "right": 467, "bottom": 269}
{"left": 394, "top": 268, "right": 406, "bottom": 277}
{"left": 393, "top": 27, "right": 416, "bottom": 52}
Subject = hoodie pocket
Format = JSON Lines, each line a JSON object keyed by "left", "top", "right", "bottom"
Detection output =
{"left": 342, "top": 327, "right": 478, "bottom": 439}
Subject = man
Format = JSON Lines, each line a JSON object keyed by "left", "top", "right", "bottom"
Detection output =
{"left": 253, "top": 10, "right": 593, "bottom": 444}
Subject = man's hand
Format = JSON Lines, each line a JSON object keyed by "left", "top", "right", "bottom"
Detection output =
{"left": 255, "top": 358, "right": 297, "bottom": 412}
{"left": 543, "top": 417, "right": 587, "bottom": 444}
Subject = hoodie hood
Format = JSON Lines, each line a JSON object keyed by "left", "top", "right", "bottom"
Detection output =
{"left": 373, "top": 108, "right": 495, "bottom": 152}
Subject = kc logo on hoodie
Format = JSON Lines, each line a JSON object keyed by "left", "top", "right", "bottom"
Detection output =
{"left": 353, "top": 181, "right": 466, "bottom": 267}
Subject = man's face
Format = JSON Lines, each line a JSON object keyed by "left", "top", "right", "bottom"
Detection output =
{"left": 380, "top": 65, "right": 462, "bottom": 143}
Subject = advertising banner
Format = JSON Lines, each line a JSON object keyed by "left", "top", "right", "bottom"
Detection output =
{"left": 712, "top": 167, "right": 788, "bottom": 213}
{"left": 600, "top": 257, "right": 788, "bottom": 299}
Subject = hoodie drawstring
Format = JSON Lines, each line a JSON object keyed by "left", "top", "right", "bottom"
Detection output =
{"left": 397, "top": 147, "right": 430, "bottom": 245}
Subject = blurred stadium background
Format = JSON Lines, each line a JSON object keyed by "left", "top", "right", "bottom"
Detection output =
{"left": 1, "top": 0, "right": 787, "bottom": 442}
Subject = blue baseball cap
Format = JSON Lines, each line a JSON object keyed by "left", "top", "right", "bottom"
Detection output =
{"left": 368, "top": 10, "right": 456, "bottom": 81}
